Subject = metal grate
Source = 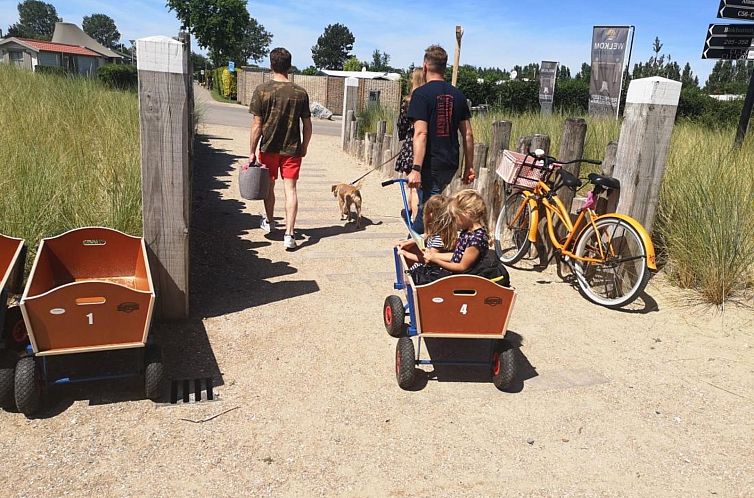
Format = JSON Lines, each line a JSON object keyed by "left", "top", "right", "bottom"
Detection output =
{"left": 169, "top": 377, "right": 217, "bottom": 404}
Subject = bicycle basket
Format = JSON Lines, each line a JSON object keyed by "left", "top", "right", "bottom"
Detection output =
{"left": 496, "top": 150, "right": 552, "bottom": 190}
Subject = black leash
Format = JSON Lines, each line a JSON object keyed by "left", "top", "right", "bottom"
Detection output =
{"left": 350, "top": 151, "right": 401, "bottom": 185}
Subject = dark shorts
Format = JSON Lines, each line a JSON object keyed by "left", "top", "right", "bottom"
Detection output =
{"left": 411, "top": 168, "right": 457, "bottom": 233}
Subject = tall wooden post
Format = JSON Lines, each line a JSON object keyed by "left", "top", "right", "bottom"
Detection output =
{"left": 557, "top": 118, "right": 587, "bottom": 214}
{"left": 517, "top": 136, "right": 532, "bottom": 154}
{"left": 137, "top": 35, "right": 191, "bottom": 320}
{"left": 452, "top": 25, "right": 463, "bottom": 87}
{"left": 489, "top": 120, "right": 512, "bottom": 169}
{"left": 613, "top": 76, "right": 681, "bottom": 232}
{"left": 343, "top": 110, "right": 354, "bottom": 152}
{"left": 372, "top": 120, "right": 387, "bottom": 167}
{"left": 341, "top": 77, "right": 359, "bottom": 149}
{"left": 530, "top": 134, "right": 551, "bottom": 155}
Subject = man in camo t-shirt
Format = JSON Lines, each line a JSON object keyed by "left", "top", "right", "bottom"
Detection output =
{"left": 249, "top": 47, "right": 312, "bottom": 250}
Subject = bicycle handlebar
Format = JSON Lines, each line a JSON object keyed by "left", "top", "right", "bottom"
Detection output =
{"left": 524, "top": 151, "right": 602, "bottom": 167}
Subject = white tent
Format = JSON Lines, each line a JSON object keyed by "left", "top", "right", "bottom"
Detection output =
{"left": 319, "top": 69, "right": 401, "bottom": 81}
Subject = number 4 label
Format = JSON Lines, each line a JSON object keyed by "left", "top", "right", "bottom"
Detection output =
{"left": 460, "top": 304, "right": 468, "bottom": 315}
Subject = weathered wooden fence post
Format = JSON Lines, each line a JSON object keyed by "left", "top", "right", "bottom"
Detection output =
{"left": 341, "top": 77, "right": 359, "bottom": 149}
{"left": 343, "top": 110, "right": 354, "bottom": 152}
{"left": 597, "top": 141, "right": 620, "bottom": 214}
{"left": 517, "top": 136, "right": 532, "bottom": 154}
{"left": 557, "top": 118, "right": 587, "bottom": 214}
{"left": 372, "top": 120, "right": 387, "bottom": 167}
{"left": 530, "top": 134, "right": 551, "bottom": 155}
{"left": 487, "top": 120, "right": 513, "bottom": 227}
{"left": 137, "top": 35, "right": 191, "bottom": 320}
{"left": 613, "top": 76, "right": 681, "bottom": 232}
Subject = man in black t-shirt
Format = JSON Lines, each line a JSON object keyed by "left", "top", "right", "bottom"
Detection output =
{"left": 407, "top": 44, "right": 475, "bottom": 233}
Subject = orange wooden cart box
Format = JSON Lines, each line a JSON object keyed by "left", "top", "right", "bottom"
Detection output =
{"left": 401, "top": 253, "right": 516, "bottom": 339}
{"left": 20, "top": 227, "right": 155, "bottom": 356}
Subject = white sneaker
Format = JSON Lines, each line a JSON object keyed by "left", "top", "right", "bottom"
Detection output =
{"left": 283, "top": 233, "right": 297, "bottom": 250}
{"left": 260, "top": 217, "right": 276, "bottom": 234}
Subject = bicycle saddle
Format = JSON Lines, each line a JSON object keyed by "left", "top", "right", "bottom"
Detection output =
{"left": 588, "top": 173, "right": 620, "bottom": 190}
{"left": 558, "top": 169, "right": 582, "bottom": 189}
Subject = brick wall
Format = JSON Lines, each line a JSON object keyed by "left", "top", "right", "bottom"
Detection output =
{"left": 291, "top": 74, "right": 328, "bottom": 106}
{"left": 358, "top": 79, "right": 401, "bottom": 115}
{"left": 235, "top": 69, "right": 402, "bottom": 116}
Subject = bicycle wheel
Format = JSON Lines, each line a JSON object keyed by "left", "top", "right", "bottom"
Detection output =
{"left": 572, "top": 217, "right": 650, "bottom": 308}
{"left": 494, "top": 190, "right": 532, "bottom": 265}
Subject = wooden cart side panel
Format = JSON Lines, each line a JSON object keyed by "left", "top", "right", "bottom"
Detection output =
{"left": 23, "top": 281, "right": 153, "bottom": 353}
{"left": 415, "top": 275, "right": 515, "bottom": 336}
{"left": 42, "top": 227, "right": 143, "bottom": 284}
{"left": 0, "top": 235, "right": 24, "bottom": 293}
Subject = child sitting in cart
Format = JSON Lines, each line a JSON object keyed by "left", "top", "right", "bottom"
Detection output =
{"left": 424, "top": 189, "right": 489, "bottom": 273}
{"left": 396, "top": 194, "right": 456, "bottom": 266}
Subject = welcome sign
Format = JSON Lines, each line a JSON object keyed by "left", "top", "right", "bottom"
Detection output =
{"left": 589, "top": 26, "right": 631, "bottom": 116}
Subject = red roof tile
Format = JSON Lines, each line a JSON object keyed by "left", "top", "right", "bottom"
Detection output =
{"left": 15, "top": 38, "right": 100, "bottom": 57}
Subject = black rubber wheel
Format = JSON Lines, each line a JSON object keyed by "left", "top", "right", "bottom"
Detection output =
{"left": 395, "top": 337, "right": 416, "bottom": 389}
{"left": 14, "top": 356, "right": 41, "bottom": 416}
{"left": 383, "top": 295, "right": 405, "bottom": 338}
{"left": 144, "top": 347, "right": 164, "bottom": 401}
{"left": 491, "top": 341, "right": 516, "bottom": 391}
{"left": 0, "top": 353, "right": 16, "bottom": 410}
{"left": 494, "top": 190, "right": 533, "bottom": 265}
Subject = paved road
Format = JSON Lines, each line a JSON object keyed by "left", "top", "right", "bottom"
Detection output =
{"left": 194, "top": 84, "right": 342, "bottom": 136}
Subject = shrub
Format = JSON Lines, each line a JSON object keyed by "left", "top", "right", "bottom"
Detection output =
{"left": 357, "top": 104, "right": 397, "bottom": 138}
{"left": 35, "top": 65, "right": 71, "bottom": 77}
{"left": 212, "top": 66, "right": 237, "bottom": 99}
{"left": 553, "top": 79, "right": 589, "bottom": 114}
{"left": 97, "top": 63, "right": 137, "bottom": 90}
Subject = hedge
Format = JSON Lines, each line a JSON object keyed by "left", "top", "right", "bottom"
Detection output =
{"left": 212, "top": 66, "right": 237, "bottom": 99}
{"left": 97, "top": 63, "right": 137, "bottom": 90}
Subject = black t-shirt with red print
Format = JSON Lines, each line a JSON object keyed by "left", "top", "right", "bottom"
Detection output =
{"left": 407, "top": 80, "right": 471, "bottom": 172}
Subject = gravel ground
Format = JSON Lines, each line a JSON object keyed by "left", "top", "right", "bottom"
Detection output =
{"left": 1, "top": 123, "right": 752, "bottom": 497}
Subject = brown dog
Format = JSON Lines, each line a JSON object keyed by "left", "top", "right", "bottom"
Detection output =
{"left": 331, "top": 181, "right": 363, "bottom": 227}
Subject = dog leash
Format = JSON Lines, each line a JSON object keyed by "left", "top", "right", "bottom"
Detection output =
{"left": 349, "top": 151, "right": 401, "bottom": 185}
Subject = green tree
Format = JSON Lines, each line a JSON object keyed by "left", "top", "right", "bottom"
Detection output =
{"left": 575, "top": 62, "right": 591, "bottom": 82}
{"left": 343, "top": 56, "right": 363, "bottom": 71}
{"left": 240, "top": 17, "right": 272, "bottom": 63}
{"left": 311, "top": 23, "right": 355, "bottom": 69}
{"left": 557, "top": 65, "right": 571, "bottom": 80}
{"left": 167, "top": 0, "right": 270, "bottom": 66}
{"left": 370, "top": 49, "right": 390, "bottom": 71}
{"left": 6, "top": 0, "right": 61, "bottom": 41}
{"left": 681, "top": 63, "right": 699, "bottom": 88}
{"left": 82, "top": 13, "right": 120, "bottom": 49}
{"left": 301, "top": 65, "right": 318, "bottom": 76}
{"left": 191, "top": 51, "right": 210, "bottom": 70}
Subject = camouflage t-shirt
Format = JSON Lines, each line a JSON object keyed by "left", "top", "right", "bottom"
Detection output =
{"left": 249, "top": 80, "right": 311, "bottom": 156}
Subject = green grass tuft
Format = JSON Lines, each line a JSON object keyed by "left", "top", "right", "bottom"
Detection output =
{"left": 0, "top": 65, "right": 141, "bottom": 266}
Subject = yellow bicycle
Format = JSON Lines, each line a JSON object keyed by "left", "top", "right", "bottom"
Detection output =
{"left": 493, "top": 150, "right": 657, "bottom": 308}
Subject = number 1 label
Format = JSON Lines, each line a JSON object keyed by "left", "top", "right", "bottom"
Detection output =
{"left": 87, "top": 313, "right": 94, "bottom": 325}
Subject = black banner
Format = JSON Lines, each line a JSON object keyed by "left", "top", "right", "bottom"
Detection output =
{"left": 718, "top": 0, "right": 754, "bottom": 20}
{"left": 539, "top": 61, "right": 558, "bottom": 104}
{"left": 589, "top": 26, "right": 631, "bottom": 115}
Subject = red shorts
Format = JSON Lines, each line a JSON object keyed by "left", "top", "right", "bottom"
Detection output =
{"left": 258, "top": 152, "right": 302, "bottom": 180}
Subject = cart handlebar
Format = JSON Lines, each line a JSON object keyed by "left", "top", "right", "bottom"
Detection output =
{"left": 381, "top": 178, "right": 407, "bottom": 187}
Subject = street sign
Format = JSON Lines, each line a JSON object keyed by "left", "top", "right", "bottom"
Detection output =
{"left": 709, "top": 23, "right": 754, "bottom": 36}
{"left": 228, "top": 61, "right": 235, "bottom": 72}
{"left": 718, "top": 0, "right": 754, "bottom": 20}
{"left": 702, "top": 46, "right": 754, "bottom": 59}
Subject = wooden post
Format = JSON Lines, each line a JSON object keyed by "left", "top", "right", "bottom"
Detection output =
{"left": 372, "top": 120, "right": 387, "bottom": 167}
{"left": 452, "top": 25, "right": 463, "bottom": 87}
{"left": 517, "top": 136, "right": 532, "bottom": 154}
{"left": 137, "top": 35, "right": 190, "bottom": 320}
{"left": 343, "top": 110, "right": 354, "bottom": 152}
{"left": 489, "top": 120, "right": 512, "bottom": 169}
{"left": 557, "top": 118, "right": 587, "bottom": 214}
{"left": 597, "top": 140, "right": 620, "bottom": 214}
{"left": 365, "top": 133, "right": 376, "bottom": 165}
{"left": 613, "top": 77, "right": 681, "bottom": 232}
{"left": 601, "top": 140, "right": 618, "bottom": 177}
{"left": 530, "top": 134, "right": 550, "bottom": 155}
{"left": 381, "top": 133, "right": 392, "bottom": 175}
{"left": 341, "top": 77, "right": 359, "bottom": 148}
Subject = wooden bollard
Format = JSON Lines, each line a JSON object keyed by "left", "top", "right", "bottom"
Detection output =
{"left": 557, "top": 118, "right": 587, "bottom": 215}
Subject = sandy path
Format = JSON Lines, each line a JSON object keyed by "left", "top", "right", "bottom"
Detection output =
{"left": 0, "top": 123, "right": 752, "bottom": 497}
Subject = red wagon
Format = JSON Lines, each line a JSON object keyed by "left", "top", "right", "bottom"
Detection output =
{"left": 0, "top": 234, "right": 27, "bottom": 410}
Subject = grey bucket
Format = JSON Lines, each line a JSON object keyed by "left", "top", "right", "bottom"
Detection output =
{"left": 239, "top": 162, "right": 270, "bottom": 200}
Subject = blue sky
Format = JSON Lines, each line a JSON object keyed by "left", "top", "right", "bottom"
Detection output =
{"left": 1, "top": 0, "right": 721, "bottom": 82}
